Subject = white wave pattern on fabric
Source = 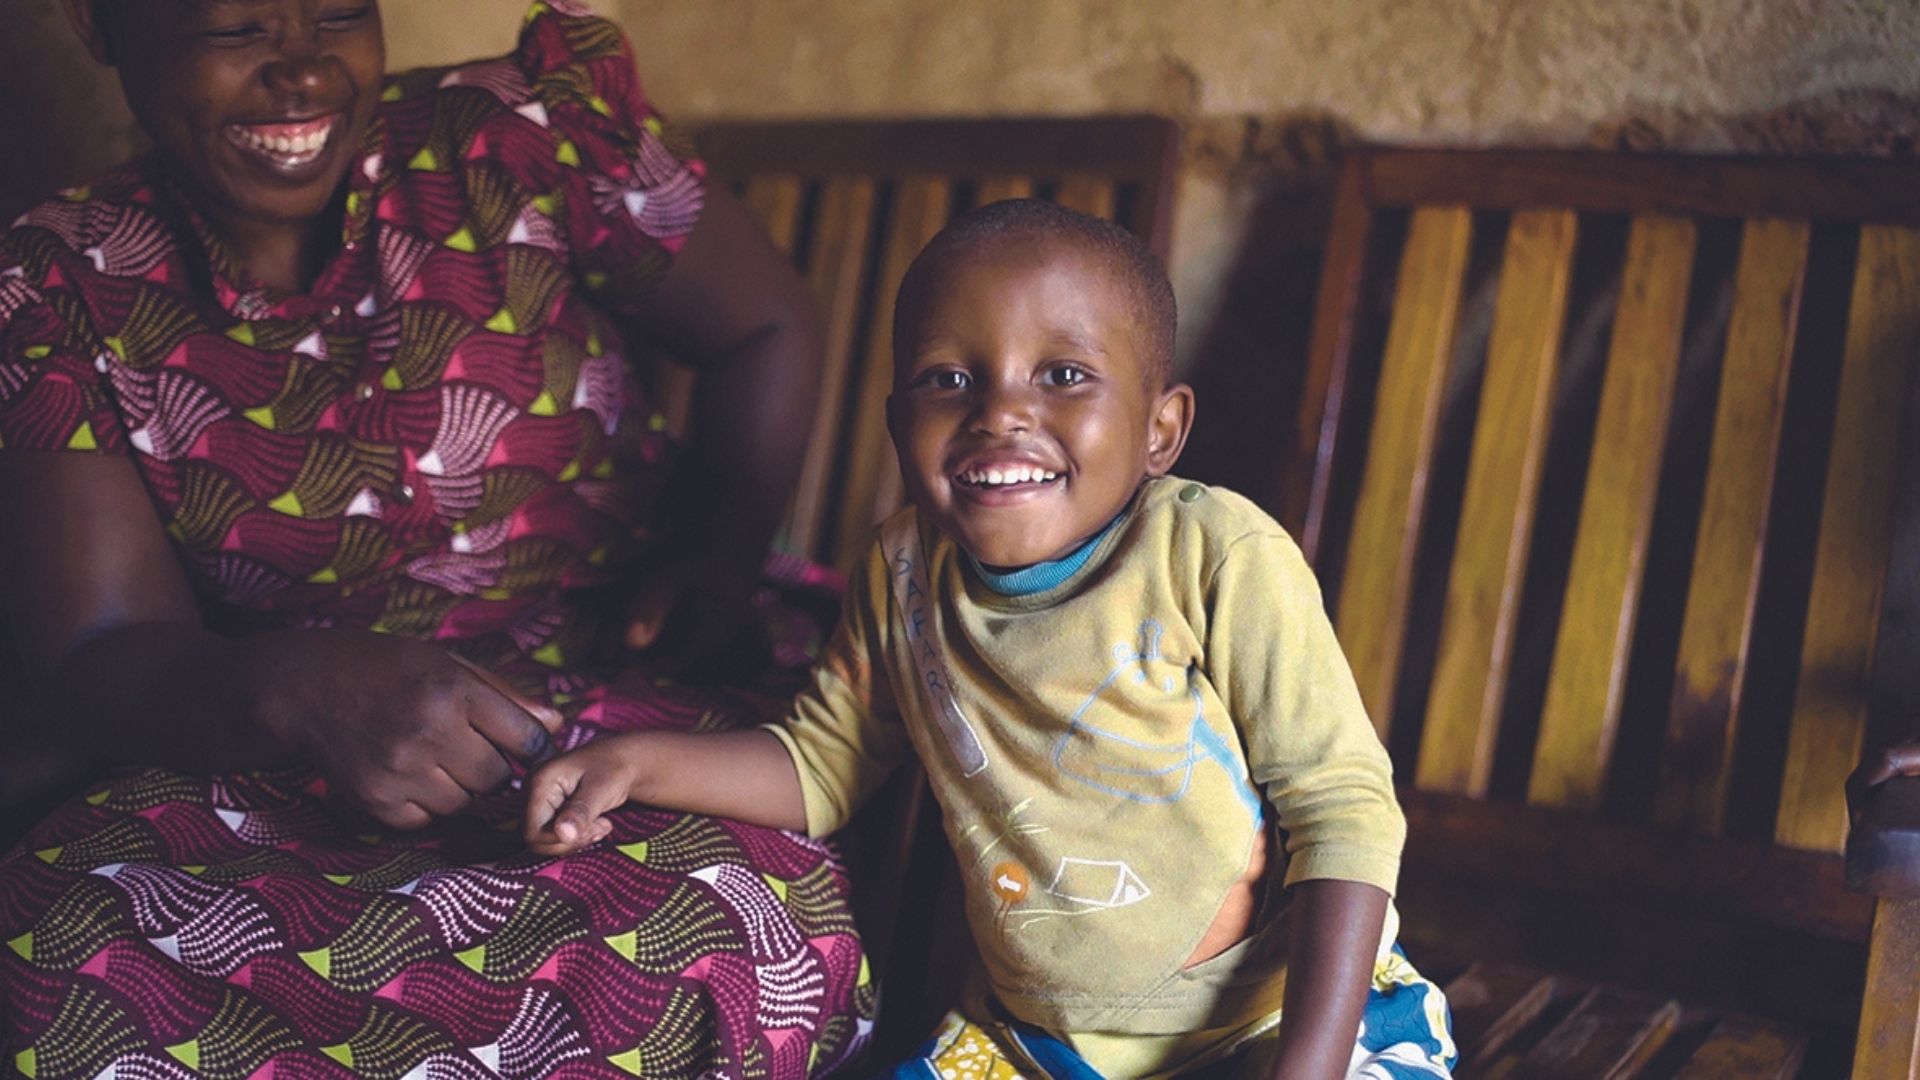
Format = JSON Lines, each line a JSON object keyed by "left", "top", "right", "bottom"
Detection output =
{"left": 449, "top": 516, "right": 512, "bottom": 555}
{"left": 87, "top": 1050, "right": 202, "bottom": 1080}
{"left": 85, "top": 208, "right": 174, "bottom": 279}
{"left": 0, "top": 275, "right": 41, "bottom": 325}
{"left": 505, "top": 601, "right": 569, "bottom": 654}
{"left": 498, "top": 986, "right": 594, "bottom": 1077}
{"left": 378, "top": 226, "right": 436, "bottom": 308}
{"left": 93, "top": 863, "right": 227, "bottom": 933}
{"left": 688, "top": 864, "right": 805, "bottom": 961}
{"left": 427, "top": 473, "right": 488, "bottom": 518}
{"left": 507, "top": 201, "right": 565, "bottom": 254}
{"left": 439, "top": 59, "right": 534, "bottom": 106}
{"left": 420, "top": 385, "right": 519, "bottom": 477}
{"left": 571, "top": 350, "right": 623, "bottom": 434}
{"left": 753, "top": 947, "right": 827, "bottom": 1033}
{"left": 405, "top": 550, "right": 507, "bottom": 596}
{"left": 19, "top": 197, "right": 117, "bottom": 251}
{"left": 126, "top": 372, "right": 230, "bottom": 461}
{"left": 145, "top": 889, "right": 284, "bottom": 978}
{"left": 410, "top": 868, "right": 530, "bottom": 951}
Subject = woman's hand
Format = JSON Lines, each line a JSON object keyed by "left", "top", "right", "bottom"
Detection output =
{"left": 624, "top": 552, "right": 770, "bottom": 683}
{"left": 246, "top": 630, "right": 565, "bottom": 831}
{"left": 1849, "top": 736, "right": 1920, "bottom": 823}
{"left": 524, "top": 733, "right": 647, "bottom": 855}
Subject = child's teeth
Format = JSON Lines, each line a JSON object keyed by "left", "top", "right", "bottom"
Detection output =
{"left": 986, "top": 469, "right": 1004, "bottom": 484}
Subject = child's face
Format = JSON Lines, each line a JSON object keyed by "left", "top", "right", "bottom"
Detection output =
{"left": 888, "top": 236, "right": 1192, "bottom": 569}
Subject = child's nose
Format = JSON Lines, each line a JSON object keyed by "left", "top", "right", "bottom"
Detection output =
{"left": 968, "top": 382, "right": 1037, "bottom": 434}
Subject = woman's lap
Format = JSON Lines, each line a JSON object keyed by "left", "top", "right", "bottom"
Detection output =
{"left": 0, "top": 679, "right": 875, "bottom": 1078}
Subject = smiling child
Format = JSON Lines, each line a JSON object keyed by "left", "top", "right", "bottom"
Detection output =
{"left": 525, "top": 200, "right": 1456, "bottom": 1079}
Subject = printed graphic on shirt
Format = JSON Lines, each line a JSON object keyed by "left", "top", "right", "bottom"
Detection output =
{"left": 885, "top": 523, "right": 990, "bottom": 777}
{"left": 1051, "top": 621, "right": 1261, "bottom": 822}
{"left": 1044, "top": 857, "right": 1150, "bottom": 909}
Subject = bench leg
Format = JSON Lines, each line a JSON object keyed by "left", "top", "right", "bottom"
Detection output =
{"left": 1856, "top": 898, "right": 1920, "bottom": 1078}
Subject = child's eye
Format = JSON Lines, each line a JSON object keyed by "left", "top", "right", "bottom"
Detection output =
{"left": 1044, "top": 365, "right": 1091, "bottom": 387}
{"left": 918, "top": 370, "right": 971, "bottom": 391}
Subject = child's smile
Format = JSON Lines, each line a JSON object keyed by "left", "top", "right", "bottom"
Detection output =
{"left": 888, "top": 234, "right": 1191, "bottom": 570}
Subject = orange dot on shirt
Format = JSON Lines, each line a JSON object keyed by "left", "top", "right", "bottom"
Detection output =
{"left": 989, "top": 861, "right": 1029, "bottom": 904}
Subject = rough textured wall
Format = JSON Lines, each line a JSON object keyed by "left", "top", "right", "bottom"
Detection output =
{"left": 7, "top": 0, "right": 1916, "bottom": 372}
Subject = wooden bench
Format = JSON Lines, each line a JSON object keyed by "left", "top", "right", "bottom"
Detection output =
{"left": 697, "top": 124, "right": 1920, "bottom": 1074}
{"left": 1282, "top": 149, "right": 1920, "bottom": 1077}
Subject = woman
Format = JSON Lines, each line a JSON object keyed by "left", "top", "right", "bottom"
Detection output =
{"left": 0, "top": 0, "right": 870, "bottom": 1075}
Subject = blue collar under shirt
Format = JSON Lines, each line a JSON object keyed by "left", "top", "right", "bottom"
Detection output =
{"left": 969, "top": 510, "right": 1128, "bottom": 597}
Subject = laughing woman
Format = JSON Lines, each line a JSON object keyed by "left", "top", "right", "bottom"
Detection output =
{"left": 0, "top": 1, "right": 871, "bottom": 1075}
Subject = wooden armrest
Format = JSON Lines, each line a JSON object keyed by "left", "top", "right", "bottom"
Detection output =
{"left": 1847, "top": 775, "right": 1920, "bottom": 898}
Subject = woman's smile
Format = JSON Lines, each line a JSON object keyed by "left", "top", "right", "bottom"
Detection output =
{"left": 221, "top": 113, "right": 342, "bottom": 177}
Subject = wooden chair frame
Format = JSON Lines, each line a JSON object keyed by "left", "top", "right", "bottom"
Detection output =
{"left": 1285, "top": 147, "right": 1920, "bottom": 1076}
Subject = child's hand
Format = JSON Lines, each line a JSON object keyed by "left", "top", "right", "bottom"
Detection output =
{"left": 524, "top": 735, "right": 645, "bottom": 855}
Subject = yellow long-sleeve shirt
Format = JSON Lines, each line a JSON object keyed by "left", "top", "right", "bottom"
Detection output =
{"left": 766, "top": 476, "right": 1404, "bottom": 1034}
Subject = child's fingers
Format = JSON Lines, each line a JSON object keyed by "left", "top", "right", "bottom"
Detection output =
{"left": 523, "top": 763, "right": 583, "bottom": 842}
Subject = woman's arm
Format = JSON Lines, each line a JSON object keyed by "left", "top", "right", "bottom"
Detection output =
{"left": 612, "top": 187, "right": 825, "bottom": 674}
{"left": 0, "top": 451, "right": 562, "bottom": 828}
{"left": 1268, "top": 879, "right": 1392, "bottom": 1080}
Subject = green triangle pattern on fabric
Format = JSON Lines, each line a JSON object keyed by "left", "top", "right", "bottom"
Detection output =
{"left": 761, "top": 875, "right": 789, "bottom": 903}
{"left": 617, "top": 841, "right": 649, "bottom": 863}
{"left": 322, "top": 1044, "right": 355, "bottom": 1068}
{"left": 13, "top": 1049, "right": 34, "bottom": 1078}
{"left": 268, "top": 490, "right": 306, "bottom": 517}
{"left": 165, "top": 1041, "right": 201, "bottom": 1070}
{"left": 604, "top": 930, "right": 637, "bottom": 961}
{"left": 608, "top": 1049, "right": 643, "bottom": 1076}
{"left": 529, "top": 390, "right": 559, "bottom": 416}
{"left": 858, "top": 955, "right": 870, "bottom": 987}
{"left": 382, "top": 367, "right": 405, "bottom": 390}
{"left": 308, "top": 567, "right": 339, "bottom": 585}
{"left": 6, "top": 934, "right": 30, "bottom": 961}
{"left": 243, "top": 406, "right": 276, "bottom": 430}
{"left": 382, "top": 84, "right": 405, "bottom": 102}
{"left": 33, "top": 847, "right": 60, "bottom": 865}
{"left": 556, "top": 139, "right": 581, "bottom": 167}
{"left": 226, "top": 324, "right": 256, "bottom": 346}
{"left": 455, "top": 944, "right": 487, "bottom": 973}
{"left": 409, "top": 146, "right": 440, "bottom": 172}
{"left": 299, "top": 948, "right": 332, "bottom": 978}
{"left": 532, "top": 642, "right": 565, "bottom": 667}
{"left": 66, "top": 424, "right": 96, "bottom": 451}
{"left": 444, "top": 226, "right": 477, "bottom": 252}
{"left": 104, "top": 336, "right": 127, "bottom": 360}
{"left": 86, "top": 789, "right": 110, "bottom": 805}
{"left": 23, "top": 345, "right": 50, "bottom": 359}
{"left": 485, "top": 308, "right": 519, "bottom": 334}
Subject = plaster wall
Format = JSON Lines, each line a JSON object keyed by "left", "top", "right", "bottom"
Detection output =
{"left": 6, "top": 0, "right": 1916, "bottom": 368}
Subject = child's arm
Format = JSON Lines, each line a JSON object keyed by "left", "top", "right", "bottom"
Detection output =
{"left": 525, "top": 729, "right": 807, "bottom": 854}
{"left": 1268, "top": 879, "right": 1392, "bottom": 1080}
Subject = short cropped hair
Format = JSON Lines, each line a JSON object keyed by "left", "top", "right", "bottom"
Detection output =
{"left": 893, "top": 199, "right": 1177, "bottom": 387}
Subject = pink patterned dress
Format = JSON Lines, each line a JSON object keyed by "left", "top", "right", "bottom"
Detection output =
{"left": 0, "top": 4, "right": 872, "bottom": 1076}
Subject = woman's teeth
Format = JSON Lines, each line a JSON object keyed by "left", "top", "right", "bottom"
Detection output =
{"left": 959, "top": 466, "right": 1059, "bottom": 487}
{"left": 228, "top": 119, "right": 334, "bottom": 167}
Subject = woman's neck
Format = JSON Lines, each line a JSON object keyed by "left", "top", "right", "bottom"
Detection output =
{"left": 209, "top": 195, "right": 345, "bottom": 295}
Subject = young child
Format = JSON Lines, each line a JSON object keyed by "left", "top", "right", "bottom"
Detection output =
{"left": 525, "top": 200, "right": 1456, "bottom": 1079}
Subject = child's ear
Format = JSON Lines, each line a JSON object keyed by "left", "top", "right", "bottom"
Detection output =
{"left": 1144, "top": 383, "right": 1194, "bottom": 477}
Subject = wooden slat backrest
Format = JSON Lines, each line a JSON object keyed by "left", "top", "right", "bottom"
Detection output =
{"left": 1293, "top": 150, "right": 1919, "bottom": 1061}
{"left": 692, "top": 118, "right": 1181, "bottom": 574}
